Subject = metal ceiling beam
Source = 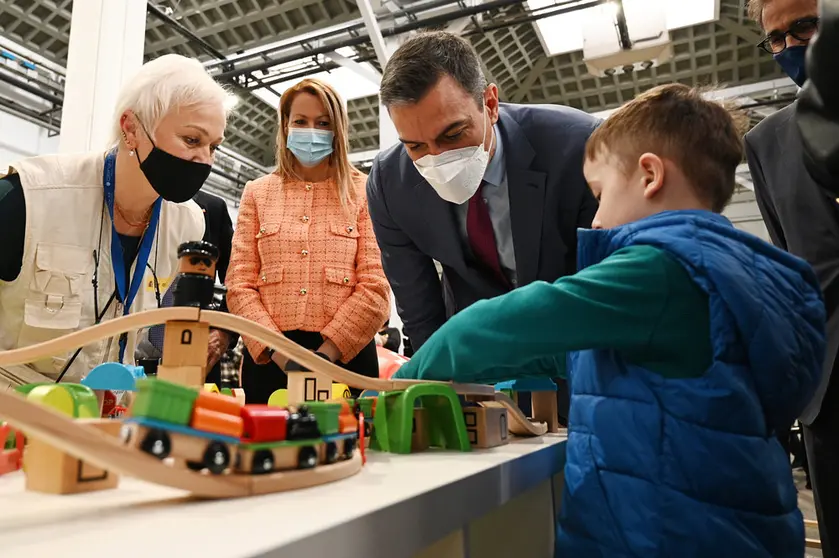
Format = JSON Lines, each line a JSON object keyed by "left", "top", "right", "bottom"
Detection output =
{"left": 716, "top": 15, "right": 763, "bottom": 45}
{"left": 0, "top": 35, "right": 66, "bottom": 76}
{"left": 203, "top": 0, "right": 462, "bottom": 72}
{"left": 146, "top": 2, "right": 227, "bottom": 60}
{"left": 0, "top": 70, "right": 62, "bottom": 105}
{"left": 214, "top": 0, "right": 529, "bottom": 81}
{"left": 323, "top": 51, "right": 382, "bottom": 85}
{"left": 460, "top": 0, "right": 608, "bottom": 37}
{"left": 356, "top": 0, "right": 391, "bottom": 68}
{"left": 238, "top": 0, "right": 605, "bottom": 98}
{"left": 589, "top": 78, "right": 797, "bottom": 120}
{"left": 150, "top": 0, "right": 358, "bottom": 56}
{"left": 510, "top": 53, "right": 551, "bottom": 103}
{"left": 245, "top": 52, "right": 379, "bottom": 90}
{"left": 0, "top": 96, "right": 60, "bottom": 134}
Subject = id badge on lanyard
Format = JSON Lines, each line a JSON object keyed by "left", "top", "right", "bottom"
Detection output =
{"left": 102, "top": 150, "right": 162, "bottom": 363}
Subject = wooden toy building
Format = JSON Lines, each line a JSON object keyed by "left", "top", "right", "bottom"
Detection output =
{"left": 156, "top": 241, "right": 219, "bottom": 387}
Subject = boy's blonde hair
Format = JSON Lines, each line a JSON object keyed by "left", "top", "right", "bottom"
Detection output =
{"left": 585, "top": 83, "right": 747, "bottom": 213}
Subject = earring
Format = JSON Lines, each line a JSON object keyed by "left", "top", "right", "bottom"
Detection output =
{"left": 129, "top": 150, "right": 135, "bottom": 157}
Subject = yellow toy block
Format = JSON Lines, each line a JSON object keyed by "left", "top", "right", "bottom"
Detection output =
{"left": 267, "top": 389, "right": 288, "bottom": 408}
{"left": 204, "top": 383, "right": 220, "bottom": 394}
{"left": 26, "top": 385, "right": 75, "bottom": 417}
{"left": 333, "top": 384, "right": 352, "bottom": 399}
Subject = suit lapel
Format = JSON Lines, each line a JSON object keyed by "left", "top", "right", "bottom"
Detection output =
{"left": 499, "top": 111, "right": 547, "bottom": 285}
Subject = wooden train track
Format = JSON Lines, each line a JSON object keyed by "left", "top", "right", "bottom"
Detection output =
{"left": 203, "top": 311, "right": 497, "bottom": 397}
{"left": 187, "top": 311, "right": 546, "bottom": 436}
{"left": 0, "top": 307, "right": 202, "bottom": 369}
{"left": 0, "top": 305, "right": 547, "bottom": 498}
{"left": 0, "top": 387, "right": 362, "bottom": 498}
{"left": 0, "top": 308, "right": 547, "bottom": 436}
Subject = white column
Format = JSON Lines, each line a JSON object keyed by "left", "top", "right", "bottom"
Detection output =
{"left": 378, "top": 35, "right": 406, "bottom": 152}
{"left": 59, "top": 0, "right": 148, "bottom": 153}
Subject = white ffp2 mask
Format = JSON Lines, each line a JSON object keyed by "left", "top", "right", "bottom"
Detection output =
{"left": 413, "top": 109, "right": 494, "bottom": 205}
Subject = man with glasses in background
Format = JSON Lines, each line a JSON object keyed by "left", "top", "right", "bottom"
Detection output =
{"left": 746, "top": 1, "right": 837, "bottom": 555}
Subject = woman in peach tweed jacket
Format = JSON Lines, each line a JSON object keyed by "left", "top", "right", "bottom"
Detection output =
{"left": 226, "top": 78, "right": 391, "bottom": 403}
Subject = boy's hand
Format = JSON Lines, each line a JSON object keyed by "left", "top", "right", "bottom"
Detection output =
{"left": 391, "top": 338, "right": 456, "bottom": 381}
{"left": 392, "top": 358, "right": 419, "bottom": 379}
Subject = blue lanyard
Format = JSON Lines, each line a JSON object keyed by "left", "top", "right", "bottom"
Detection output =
{"left": 103, "top": 150, "right": 162, "bottom": 362}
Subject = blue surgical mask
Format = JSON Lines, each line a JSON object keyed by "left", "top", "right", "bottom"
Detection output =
{"left": 774, "top": 45, "right": 808, "bottom": 87}
{"left": 287, "top": 128, "right": 334, "bottom": 167}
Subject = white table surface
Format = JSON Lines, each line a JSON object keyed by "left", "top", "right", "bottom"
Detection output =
{"left": 0, "top": 434, "right": 567, "bottom": 558}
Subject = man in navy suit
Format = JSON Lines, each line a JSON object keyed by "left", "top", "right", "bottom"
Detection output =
{"left": 367, "top": 31, "right": 599, "bottom": 356}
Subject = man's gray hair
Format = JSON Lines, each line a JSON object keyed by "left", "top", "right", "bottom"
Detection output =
{"left": 747, "top": 0, "right": 767, "bottom": 26}
{"left": 379, "top": 31, "right": 487, "bottom": 108}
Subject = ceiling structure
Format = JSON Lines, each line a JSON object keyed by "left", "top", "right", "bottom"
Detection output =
{"left": 0, "top": 0, "right": 796, "bottom": 203}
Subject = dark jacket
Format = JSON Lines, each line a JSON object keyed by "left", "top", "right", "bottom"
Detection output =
{"left": 193, "top": 190, "right": 234, "bottom": 285}
{"left": 745, "top": 17, "right": 839, "bottom": 423}
{"left": 367, "top": 102, "right": 599, "bottom": 349}
{"left": 798, "top": 0, "right": 839, "bottom": 185}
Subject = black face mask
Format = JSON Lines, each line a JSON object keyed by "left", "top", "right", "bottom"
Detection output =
{"left": 137, "top": 127, "right": 212, "bottom": 203}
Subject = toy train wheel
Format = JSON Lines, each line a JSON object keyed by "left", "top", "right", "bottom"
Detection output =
{"left": 344, "top": 438, "right": 356, "bottom": 459}
{"left": 202, "top": 442, "right": 231, "bottom": 475}
{"left": 252, "top": 450, "right": 274, "bottom": 474}
{"left": 325, "top": 442, "right": 338, "bottom": 464}
{"left": 120, "top": 424, "right": 133, "bottom": 445}
{"left": 186, "top": 442, "right": 231, "bottom": 475}
{"left": 140, "top": 428, "right": 171, "bottom": 459}
{"left": 297, "top": 446, "right": 318, "bottom": 469}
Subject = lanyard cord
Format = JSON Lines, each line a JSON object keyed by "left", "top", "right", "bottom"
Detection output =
{"left": 60, "top": 199, "right": 110, "bottom": 383}
{"left": 54, "top": 290, "right": 117, "bottom": 384}
{"left": 92, "top": 199, "right": 106, "bottom": 320}
{"left": 55, "top": 181, "right": 162, "bottom": 383}
{"left": 146, "top": 261, "right": 161, "bottom": 307}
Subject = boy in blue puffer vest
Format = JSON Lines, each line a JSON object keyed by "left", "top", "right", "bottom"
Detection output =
{"left": 393, "top": 83, "right": 826, "bottom": 558}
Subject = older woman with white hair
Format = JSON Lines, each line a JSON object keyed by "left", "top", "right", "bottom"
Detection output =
{"left": 0, "top": 53, "right": 234, "bottom": 391}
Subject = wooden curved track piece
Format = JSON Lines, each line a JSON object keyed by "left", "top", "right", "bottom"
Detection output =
{"left": 202, "top": 311, "right": 496, "bottom": 397}
{"left": 0, "top": 389, "right": 363, "bottom": 498}
{"left": 491, "top": 393, "right": 549, "bottom": 436}
{"left": 0, "top": 306, "right": 539, "bottom": 438}
{"left": 0, "top": 307, "right": 200, "bottom": 368}
{"left": 0, "top": 307, "right": 494, "bottom": 398}
{"left": 0, "top": 389, "right": 247, "bottom": 498}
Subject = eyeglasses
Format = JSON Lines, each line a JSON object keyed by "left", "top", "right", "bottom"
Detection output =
{"left": 758, "top": 17, "right": 820, "bottom": 54}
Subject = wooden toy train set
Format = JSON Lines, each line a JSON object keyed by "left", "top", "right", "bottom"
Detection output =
{"left": 0, "top": 241, "right": 558, "bottom": 499}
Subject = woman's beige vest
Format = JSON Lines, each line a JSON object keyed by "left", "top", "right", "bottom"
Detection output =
{"left": 0, "top": 151, "right": 205, "bottom": 390}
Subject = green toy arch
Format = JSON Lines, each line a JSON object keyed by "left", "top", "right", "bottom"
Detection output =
{"left": 372, "top": 383, "right": 471, "bottom": 454}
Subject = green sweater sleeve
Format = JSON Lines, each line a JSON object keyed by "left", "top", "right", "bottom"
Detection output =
{"left": 393, "top": 244, "right": 711, "bottom": 384}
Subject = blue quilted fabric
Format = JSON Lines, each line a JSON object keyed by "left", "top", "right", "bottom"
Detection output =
{"left": 557, "top": 210, "right": 826, "bottom": 558}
